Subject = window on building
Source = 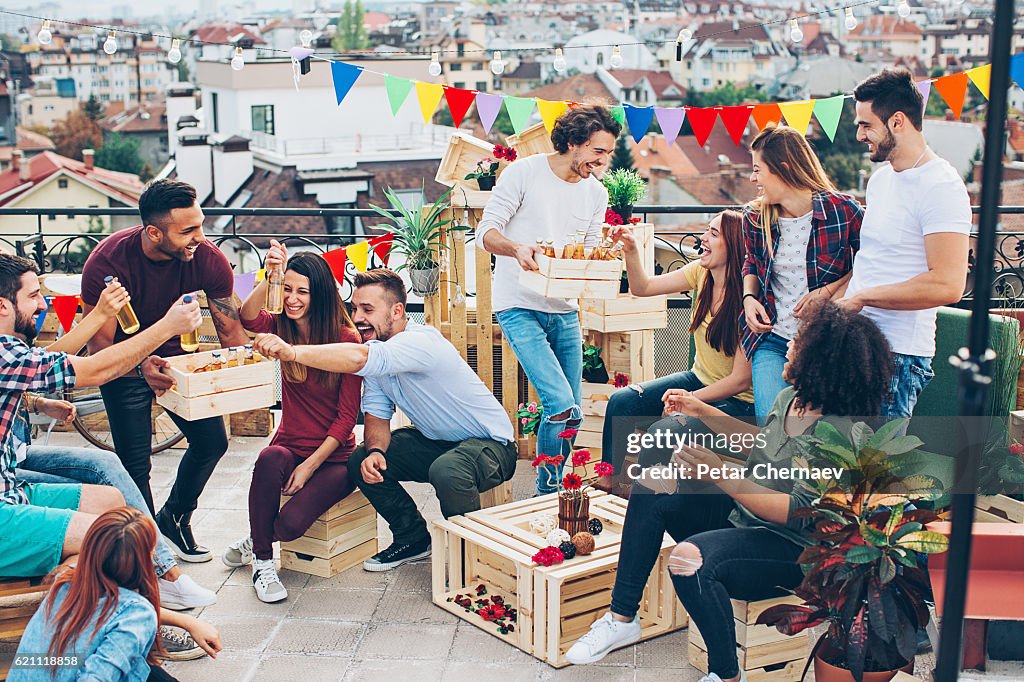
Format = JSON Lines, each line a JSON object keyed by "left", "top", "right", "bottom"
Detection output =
{"left": 472, "top": 63, "right": 483, "bottom": 70}
{"left": 251, "top": 104, "right": 275, "bottom": 136}
{"left": 451, "top": 63, "right": 462, "bottom": 71}
{"left": 454, "top": 82, "right": 465, "bottom": 89}
{"left": 597, "top": 52, "right": 604, "bottom": 66}
{"left": 476, "top": 81, "right": 487, "bottom": 92}
{"left": 211, "top": 92, "right": 219, "bottom": 133}
{"left": 457, "top": 43, "right": 465, "bottom": 56}
{"left": 58, "top": 178, "right": 69, "bottom": 189}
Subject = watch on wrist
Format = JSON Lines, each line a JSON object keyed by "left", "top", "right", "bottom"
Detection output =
{"left": 367, "top": 447, "right": 386, "bottom": 458}
{"left": 135, "top": 363, "right": 145, "bottom": 379}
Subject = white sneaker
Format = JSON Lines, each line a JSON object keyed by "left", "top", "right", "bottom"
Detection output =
{"left": 698, "top": 673, "right": 748, "bottom": 682}
{"left": 222, "top": 536, "right": 253, "bottom": 568}
{"left": 252, "top": 559, "right": 288, "bottom": 603}
{"left": 564, "top": 612, "right": 641, "bottom": 664}
{"left": 159, "top": 574, "right": 217, "bottom": 610}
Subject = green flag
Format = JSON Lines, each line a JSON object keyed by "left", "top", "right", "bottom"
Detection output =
{"left": 384, "top": 75, "right": 414, "bottom": 116}
{"left": 504, "top": 97, "right": 537, "bottom": 135}
{"left": 610, "top": 105, "right": 626, "bottom": 127}
{"left": 813, "top": 95, "right": 845, "bottom": 143}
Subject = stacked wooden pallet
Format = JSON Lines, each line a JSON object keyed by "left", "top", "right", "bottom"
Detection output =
{"left": 280, "top": 491, "right": 378, "bottom": 578}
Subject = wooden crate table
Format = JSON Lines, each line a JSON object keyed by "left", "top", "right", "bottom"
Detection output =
{"left": 431, "top": 491, "right": 688, "bottom": 668}
{"left": 280, "top": 490, "right": 378, "bottom": 578}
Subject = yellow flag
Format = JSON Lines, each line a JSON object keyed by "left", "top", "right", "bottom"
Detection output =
{"left": 778, "top": 100, "right": 815, "bottom": 137}
{"left": 414, "top": 82, "right": 445, "bottom": 125}
{"left": 346, "top": 240, "right": 370, "bottom": 273}
{"left": 968, "top": 64, "right": 991, "bottom": 100}
{"left": 537, "top": 99, "right": 569, "bottom": 133}
{"left": 256, "top": 268, "right": 266, "bottom": 282}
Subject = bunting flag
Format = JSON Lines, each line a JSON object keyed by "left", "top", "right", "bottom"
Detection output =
{"left": 916, "top": 80, "right": 932, "bottom": 115}
{"left": 415, "top": 82, "right": 445, "bottom": 124}
{"left": 537, "top": 99, "right": 569, "bottom": 133}
{"left": 330, "top": 61, "right": 363, "bottom": 106}
{"left": 654, "top": 107, "right": 686, "bottom": 146}
{"left": 623, "top": 104, "right": 655, "bottom": 143}
{"left": 322, "top": 248, "right": 347, "bottom": 285}
{"left": 686, "top": 107, "right": 718, "bottom": 147}
{"left": 475, "top": 93, "right": 504, "bottom": 135}
{"left": 813, "top": 95, "right": 845, "bottom": 143}
{"left": 778, "top": 100, "right": 815, "bottom": 136}
{"left": 933, "top": 72, "right": 969, "bottom": 119}
{"left": 719, "top": 106, "right": 753, "bottom": 146}
{"left": 751, "top": 103, "right": 783, "bottom": 131}
{"left": 1012, "top": 53, "right": 1024, "bottom": 94}
{"left": 368, "top": 233, "right": 394, "bottom": 266}
{"left": 504, "top": 97, "right": 537, "bottom": 135}
{"left": 256, "top": 268, "right": 266, "bottom": 282}
{"left": 234, "top": 272, "right": 257, "bottom": 302}
{"left": 610, "top": 105, "right": 626, "bottom": 127}
{"left": 384, "top": 75, "right": 414, "bottom": 115}
{"left": 346, "top": 240, "right": 370, "bottom": 273}
{"left": 967, "top": 65, "right": 991, "bottom": 100}
{"left": 35, "top": 297, "right": 49, "bottom": 335}
{"left": 444, "top": 87, "right": 477, "bottom": 128}
{"left": 52, "top": 295, "right": 79, "bottom": 334}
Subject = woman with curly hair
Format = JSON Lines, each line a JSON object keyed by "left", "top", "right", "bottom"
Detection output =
{"left": 566, "top": 302, "right": 894, "bottom": 681}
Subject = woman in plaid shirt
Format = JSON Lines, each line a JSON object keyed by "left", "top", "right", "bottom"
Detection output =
{"left": 741, "top": 125, "right": 863, "bottom": 423}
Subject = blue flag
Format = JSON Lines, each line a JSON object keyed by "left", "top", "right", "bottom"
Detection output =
{"left": 623, "top": 104, "right": 655, "bottom": 144}
{"left": 331, "top": 61, "right": 363, "bottom": 106}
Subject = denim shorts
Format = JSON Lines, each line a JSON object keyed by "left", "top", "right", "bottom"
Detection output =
{"left": 0, "top": 483, "right": 82, "bottom": 577}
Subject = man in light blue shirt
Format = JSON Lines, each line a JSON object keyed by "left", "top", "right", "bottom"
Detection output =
{"left": 254, "top": 268, "right": 518, "bottom": 571}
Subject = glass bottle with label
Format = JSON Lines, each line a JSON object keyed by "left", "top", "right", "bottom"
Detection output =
{"left": 265, "top": 263, "right": 285, "bottom": 314}
{"left": 179, "top": 295, "right": 199, "bottom": 351}
{"left": 104, "top": 275, "right": 140, "bottom": 334}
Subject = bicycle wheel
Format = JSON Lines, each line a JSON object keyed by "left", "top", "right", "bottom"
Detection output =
{"left": 67, "top": 385, "right": 185, "bottom": 454}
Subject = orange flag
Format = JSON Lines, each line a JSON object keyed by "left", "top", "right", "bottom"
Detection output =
{"left": 933, "top": 72, "right": 969, "bottom": 119}
{"left": 322, "top": 248, "right": 347, "bottom": 284}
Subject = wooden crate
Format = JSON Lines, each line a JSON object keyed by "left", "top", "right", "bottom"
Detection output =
{"left": 280, "top": 490, "right": 379, "bottom": 578}
{"left": 228, "top": 408, "right": 275, "bottom": 437}
{"left": 576, "top": 381, "right": 615, "bottom": 461}
{"left": 480, "top": 480, "right": 513, "bottom": 508}
{"left": 519, "top": 254, "right": 623, "bottom": 300}
{"left": 435, "top": 132, "right": 502, "bottom": 205}
{"left": 976, "top": 494, "right": 1024, "bottom": 523}
{"left": 688, "top": 595, "right": 809, "bottom": 682}
{"left": 506, "top": 122, "right": 555, "bottom": 158}
{"left": 582, "top": 294, "right": 668, "bottom": 333}
{"left": 0, "top": 576, "right": 48, "bottom": 681}
{"left": 431, "top": 492, "right": 688, "bottom": 668}
{"left": 155, "top": 349, "right": 275, "bottom": 420}
{"left": 586, "top": 329, "right": 655, "bottom": 385}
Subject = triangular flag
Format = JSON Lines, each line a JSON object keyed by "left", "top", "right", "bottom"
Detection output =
{"left": 967, "top": 64, "right": 991, "bottom": 100}
{"left": 504, "top": 97, "right": 536, "bottom": 135}
{"left": 35, "top": 297, "right": 49, "bottom": 335}
{"left": 322, "top": 248, "right": 347, "bottom": 285}
{"left": 537, "top": 99, "right": 569, "bottom": 133}
{"left": 233, "top": 272, "right": 257, "bottom": 302}
{"left": 346, "top": 240, "right": 370, "bottom": 273}
{"left": 368, "top": 233, "right": 394, "bottom": 266}
{"left": 475, "top": 93, "right": 504, "bottom": 134}
{"left": 623, "top": 104, "right": 655, "bottom": 143}
{"left": 330, "top": 61, "right": 363, "bottom": 106}
{"left": 384, "top": 75, "right": 414, "bottom": 115}
{"left": 933, "top": 72, "right": 969, "bottom": 119}
{"left": 414, "top": 81, "right": 445, "bottom": 124}
{"left": 289, "top": 46, "right": 314, "bottom": 61}
{"left": 778, "top": 100, "right": 815, "bottom": 136}
{"left": 654, "top": 107, "right": 686, "bottom": 146}
{"left": 916, "top": 80, "right": 932, "bottom": 115}
{"left": 256, "top": 268, "right": 266, "bottom": 282}
{"left": 444, "top": 87, "right": 477, "bottom": 128}
{"left": 1012, "top": 53, "right": 1024, "bottom": 93}
{"left": 813, "top": 95, "right": 845, "bottom": 143}
{"left": 610, "top": 105, "right": 626, "bottom": 127}
{"left": 718, "top": 106, "right": 753, "bottom": 146}
{"left": 751, "top": 103, "right": 783, "bottom": 131}
{"left": 686, "top": 107, "right": 718, "bottom": 147}
{"left": 52, "top": 295, "right": 79, "bottom": 334}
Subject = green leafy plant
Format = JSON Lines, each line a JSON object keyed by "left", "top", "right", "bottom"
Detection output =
{"left": 601, "top": 168, "right": 647, "bottom": 208}
{"left": 757, "top": 419, "right": 949, "bottom": 682}
{"left": 367, "top": 184, "right": 464, "bottom": 271}
{"left": 516, "top": 401, "right": 543, "bottom": 435}
{"left": 582, "top": 343, "right": 609, "bottom": 384}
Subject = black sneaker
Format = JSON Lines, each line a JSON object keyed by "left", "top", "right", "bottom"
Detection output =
{"left": 362, "top": 539, "right": 431, "bottom": 572}
{"left": 156, "top": 508, "right": 212, "bottom": 563}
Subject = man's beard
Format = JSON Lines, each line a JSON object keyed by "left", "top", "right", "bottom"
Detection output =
{"left": 15, "top": 310, "right": 38, "bottom": 344}
{"left": 870, "top": 129, "right": 897, "bottom": 163}
{"left": 156, "top": 238, "right": 190, "bottom": 261}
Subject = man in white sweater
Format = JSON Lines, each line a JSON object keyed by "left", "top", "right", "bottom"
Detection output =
{"left": 476, "top": 104, "right": 621, "bottom": 494}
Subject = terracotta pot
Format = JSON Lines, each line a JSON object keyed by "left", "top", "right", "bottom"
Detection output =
{"left": 558, "top": 491, "right": 589, "bottom": 536}
{"left": 813, "top": 648, "right": 913, "bottom": 682}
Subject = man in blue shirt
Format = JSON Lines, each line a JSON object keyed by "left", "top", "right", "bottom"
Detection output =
{"left": 255, "top": 268, "right": 518, "bottom": 571}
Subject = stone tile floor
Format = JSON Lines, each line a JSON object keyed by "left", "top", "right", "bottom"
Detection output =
{"left": 39, "top": 429, "right": 937, "bottom": 682}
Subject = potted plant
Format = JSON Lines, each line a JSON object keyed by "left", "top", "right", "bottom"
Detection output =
{"left": 757, "top": 419, "right": 950, "bottom": 682}
{"left": 368, "top": 184, "right": 465, "bottom": 296}
{"left": 531, "top": 435, "right": 614, "bottom": 537}
{"left": 602, "top": 168, "right": 647, "bottom": 221}
{"left": 582, "top": 342, "right": 609, "bottom": 384}
{"left": 464, "top": 144, "right": 517, "bottom": 191}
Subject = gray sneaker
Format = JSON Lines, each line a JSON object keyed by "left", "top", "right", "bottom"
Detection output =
{"left": 157, "top": 626, "right": 206, "bottom": 662}
{"left": 222, "top": 536, "right": 253, "bottom": 568}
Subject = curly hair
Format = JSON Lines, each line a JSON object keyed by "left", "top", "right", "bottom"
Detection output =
{"left": 550, "top": 104, "right": 621, "bottom": 153}
{"left": 786, "top": 302, "right": 894, "bottom": 417}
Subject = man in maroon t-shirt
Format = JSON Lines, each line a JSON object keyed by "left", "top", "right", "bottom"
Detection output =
{"left": 81, "top": 179, "right": 249, "bottom": 563}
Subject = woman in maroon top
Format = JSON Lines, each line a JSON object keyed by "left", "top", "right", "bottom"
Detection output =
{"left": 222, "top": 245, "right": 362, "bottom": 603}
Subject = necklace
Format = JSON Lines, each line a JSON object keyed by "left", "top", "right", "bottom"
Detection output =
{"left": 909, "top": 147, "right": 930, "bottom": 170}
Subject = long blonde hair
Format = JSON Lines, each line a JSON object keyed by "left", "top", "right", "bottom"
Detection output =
{"left": 748, "top": 124, "right": 835, "bottom": 257}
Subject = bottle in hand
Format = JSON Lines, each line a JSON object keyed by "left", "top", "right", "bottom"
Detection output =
{"left": 180, "top": 294, "right": 199, "bottom": 352}
{"left": 104, "top": 275, "right": 140, "bottom": 334}
{"left": 265, "top": 263, "right": 284, "bottom": 314}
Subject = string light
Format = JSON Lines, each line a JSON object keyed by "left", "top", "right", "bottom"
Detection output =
{"left": 897, "top": 0, "right": 911, "bottom": 17}
{"left": 489, "top": 50, "right": 504, "bottom": 75}
{"left": 37, "top": 19, "right": 52, "bottom": 45}
{"left": 789, "top": 19, "right": 804, "bottom": 43}
{"left": 553, "top": 48, "right": 567, "bottom": 72}
{"left": 678, "top": 27, "right": 693, "bottom": 42}
{"left": 102, "top": 30, "right": 117, "bottom": 55}
{"left": 428, "top": 51, "right": 442, "bottom": 77}
{"left": 230, "top": 46, "right": 245, "bottom": 71}
{"left": 299, "top": 29, "right": 313, "bottom": 47}
{"left": 609, "top": 45, "right": 623, "bottom": 68}
{"left": 844, "top": 7, "right": 858, "bottom": 29}
{"left": 167, "top": 38, "right": 182, "bottom": 64}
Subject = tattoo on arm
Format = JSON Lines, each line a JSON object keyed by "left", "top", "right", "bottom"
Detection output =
{"left": 208, "top": 296, "right": 241, "bottom": 338}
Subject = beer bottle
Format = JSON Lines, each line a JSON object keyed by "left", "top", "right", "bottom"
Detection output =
{"left": 104, "top": 276, "right": 140, "bottom": 334}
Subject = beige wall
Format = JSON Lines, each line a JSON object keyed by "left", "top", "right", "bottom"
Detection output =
{"left": 19, "top": 95, "right": 78, "bottom": 129}
{"left": 0, "top": 175, "right": 131, "bottom": 246}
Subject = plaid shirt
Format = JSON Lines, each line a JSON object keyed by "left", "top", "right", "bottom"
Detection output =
{"left": 740, "top": 191, "right": 863, "bottom": 357}
{"left": 0, "top": 336, "right": 76, "bottom": 505}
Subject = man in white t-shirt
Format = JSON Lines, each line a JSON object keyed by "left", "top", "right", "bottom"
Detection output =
{"left": 836, "top": 67, "right": 971, "bottom": 418}
{"left": 477, "top": 105, "right": 620, "bottom": 494}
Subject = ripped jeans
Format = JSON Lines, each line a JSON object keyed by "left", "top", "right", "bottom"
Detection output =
{"left": 496, "top": 308, "right": 582, "bottom": 494}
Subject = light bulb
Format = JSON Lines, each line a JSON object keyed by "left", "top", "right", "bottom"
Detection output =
{"left": 167, "top": 38, "right": 182, "bottom": 64}
{"left": 897, "top": 0, "right": 911, "bottom": 18}
{"left": 678, "top": 28, "right": 693, "bottom": 42}
{"left": 609, "top": 45, "right": 623, "bottom": 68}
{"left": 553, "top": 47, "right": 567, "bottom": 72}
{"left": 103, "top": 31, "right": 117, "bottom": 55}
{"left": 299, "top": 29, "right": 313, "bottom": 47}
{"left": 231, "top": 46, "right": 245, "bottom": 71}
{"left": 789, "top": 19, "right": 804, "bottom": 43}
{"left": 490, "top": 51, "right": 504, "bottom": 75}
{"left": 38, "top": 20, "right": 52, "bottom": 45}
{"left": 428, "top": 51, "right": 442, "bottom": 77}
{"left": 844, "top": 8, "right": 857, "bottom": 30}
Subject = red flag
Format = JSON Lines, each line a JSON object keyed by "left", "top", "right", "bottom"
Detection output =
{"left": 686, "top": 107, "right": 718, "bottom": 148}
{"left": 933, "top": 72, "right": 969, "bottom": 119}
{"left": 368, "top": 233, "right": 394, "bottom": 266}
{"left": 719, "top": 106, "right": 753, "bottom": 146}
{"left": 322, "top": 248, "right": 348, "bottom": 285}
{"left": 52, "top": 295, "right": 80, "bottom": 334}
{"left": 751, "top": 103, "right": 783, "bottom": 131}
{"left": 444, "top": 87, "right": 477, "bottom": 129}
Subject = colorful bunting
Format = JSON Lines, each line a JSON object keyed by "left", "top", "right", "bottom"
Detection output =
{"left": 654, "top": 107, "right": 686, "bottom": 146}
{"left": 289, "top": 46, "right": 314, "bottom": 61}
{"left": 967, "top": 65, "right": 991, "bottom": 100}
{"left": 330, "top": 61, "right": 363, "bottom": 106}
{"left": 751, "top": 103, "right": 783, "bottom": 131}
{"left": 933, "top": 72, "right": 969, "bottom": 119}
{"left": 504, "top": 97, "right": 537, "bottom": 135}
{"left": 1012, "top": 53, "right": 1024, "bottom": 94}
{"left": 686, "top": 107, "right": 718, "bottom": 148}
{"left": 35, "top": 297, "right": 48, "bottom": 335}
{"left": 234, "top": 272, "right": 257, "bottom": 302}
{"left": 368, "top": 233, "right": 394, "bottom": 266}
{"left": 813, "top": 95, "right": 845, "bottom": 143}
{"left": 475, "top": 93, "right": 504, "bottom": 135}
{"left": 916, "top": 80, "right": 932, "bottom": 115}
{"left": 322, "top": 248, "right": 347, "bottom": 285}
{"left": 719, "top": 106, "right": 753, "bottom": 146}
{"left": 778, "top": 100, "right": 815, "bottom": 136}
{"left": 623, "top": 104, "right": 655, "bottom": 143}
{"left": 414, "top": 81, "right": 445, "bottom": 124}
{"left": 444, "top": 87, "right": 477, "bottom": 128}
{"left": 256, "top": 268, "right": 266, "bottom": 282}
{"left": 346, "top": 241, "right": 370, "bottom": 273}
{"left": 384, "top": 75, "right": 414, "bottom": 115}
{"left": 537, "top": 99, "right": 569, "bottom": 133}
{"left": 52, "top": 295, "right": 79, "bottom": 334}
{"left": 610, "top": 105, "right": 626, "bottom": 128}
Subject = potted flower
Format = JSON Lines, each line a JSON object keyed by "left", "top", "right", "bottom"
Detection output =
{"left": 368, "top": 184, "right": 465, "bottom": 296}
{"left": 464, "top": 144, "right": 517, "bottom": 191}
{"left": 532, "top": 432, "right": 614, "bottom": 536}
{"left": 602, "top": 168, "right": 647, "bottom": 221}
{"left": 976, "top": 422, "right": 1024, "bottom": 521}
{"left": 516, "top": 401, "right": 543, "bottom": 436}
{"left": 582, "top": 342, "right": 609, "bottom": 384}
{"left": 756, "top": 419, "right": 949, "bottom": 682}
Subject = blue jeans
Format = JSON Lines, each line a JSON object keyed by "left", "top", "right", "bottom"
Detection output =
{"left": 751, "top": 333, "right": 792, "bottom": 426}
{"left": 17, "top": 445, "right": 177, "bottom": 577}
{"left": 497, "top": 308, "right": 582, "bottom": 494}
{"left": 882, "top": 353, "right": 934, "bottom": 419}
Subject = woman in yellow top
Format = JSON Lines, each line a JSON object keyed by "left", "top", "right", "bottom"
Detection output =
{"left": 596, "top": 210, "right": 754, "bottom": 492}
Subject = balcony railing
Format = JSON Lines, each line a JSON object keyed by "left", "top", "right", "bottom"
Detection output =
{"left": 246, "top": 125, "right": 461, "bottom": 156}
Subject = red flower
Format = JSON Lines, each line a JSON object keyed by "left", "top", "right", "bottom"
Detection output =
{"left": 605, "top": 208, "right": 624, "bottom": 226}
{"left": 572, "top": 450, "right": 591, "bottom": 467}
{"left": 551, "top": 455, "right": 565, "bottom": 466}
{"left": 532, "top": 546, "right": 566, "bottom": 567}
{"left": 558, "top": 428, "right": 578, "bottom": 440}
{"left": 479, "top": 604, "right": 507, "bottom": 620}
{"left": 594, "top": 462, "right": 614, "bottom": 477}
{"left": 1010, "top": 442, "right": 1024, "bottom": 456}
{"left": 628, "top": 217, "right": 642, "bottom": 224}
{"left": 613, "top": 372, "right": 630, "bottom": 388}
{"left": 493, "top": 144, "right": 517, "bottom": 162}
{"left": 563, "top": 473, "right": 583, "bottom": 490}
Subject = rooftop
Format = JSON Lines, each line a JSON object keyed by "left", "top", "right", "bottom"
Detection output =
{"left": 0, "top": 151, "right": 144, "bottom": 205}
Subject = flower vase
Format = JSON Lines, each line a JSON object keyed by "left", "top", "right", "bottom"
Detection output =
{"left": 558, "top": 490, "right": 590, "bottom": 536}
{"left": 477, "top": 176, "right": 496, "bottom": 191}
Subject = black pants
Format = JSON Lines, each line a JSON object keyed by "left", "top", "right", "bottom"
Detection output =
{"left": 100, "top": 376, "right": 228, "bottom": 516}
{"left": 610, "top": 485, "right": 804, "bottom": 680}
